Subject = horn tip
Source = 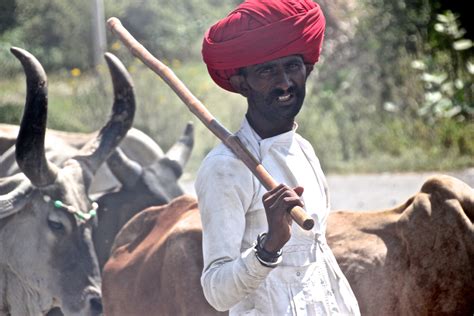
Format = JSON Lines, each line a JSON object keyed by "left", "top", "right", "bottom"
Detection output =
{"left": 104, "top": 52, "right": 117, "bottom": 63}
{"left": 10, "top": 47, "right": 28, "bottom": 59}
{"left": 104, "top": 52, "right": 134, "bottom": 94}
{"left": 103, "top": 52, "right": 129, "bottom": 77}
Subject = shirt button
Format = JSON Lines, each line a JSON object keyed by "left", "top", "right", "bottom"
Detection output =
{"left": 296, "top": 272, "right": 301, "bottom": 277}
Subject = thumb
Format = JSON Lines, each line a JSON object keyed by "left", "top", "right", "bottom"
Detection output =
{"left": 293, "top": 186, "right": 304, "bottom": 197}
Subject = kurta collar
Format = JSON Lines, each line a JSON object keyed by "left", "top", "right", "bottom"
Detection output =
{"left": 239, "top": 117, "right": 298, "bottom": 148}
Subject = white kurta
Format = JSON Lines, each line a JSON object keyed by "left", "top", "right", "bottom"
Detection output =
{"left": 195, "top": 118, "right": 360, "bottom": 315}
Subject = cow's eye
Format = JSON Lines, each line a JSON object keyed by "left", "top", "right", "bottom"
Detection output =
{"left": 48, "top": 219, "right": 65, "bottom": 232}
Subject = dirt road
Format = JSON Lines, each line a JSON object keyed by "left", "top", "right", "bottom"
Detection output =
{"left": 181, "top": 168, "right": 474, "bottom": 212}
{"left": 326, "top": 168, "right": 474, "bottom": 211}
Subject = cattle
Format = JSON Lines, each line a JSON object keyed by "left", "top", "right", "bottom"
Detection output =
{"left": 327, "top": 175, "right": 474, "bottom": 315}
{"left": 102, "top": 195, "right": 224, "bottom": 316}
{"left": 0, "top": 124, "right": 18, "bottom": 156}
{"left": 0, "top": 47, "right": 135, "bottom": 315}
{"left": 1, "top": 92, "right": 195, "bottom": 271}
{"left": 0, "top": 123, "right": 194, "bottom": 269}
{"left": 0, "top": 123, "right": 166, "bottom": 194}
{"left": 93, "top": 122, "right": 194, "bottom": 268}
{"left": 102, "top": 175, "right": 472, "bottom": 316}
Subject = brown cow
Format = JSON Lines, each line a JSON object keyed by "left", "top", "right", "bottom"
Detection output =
{"left": 327, "top": 175, "right": 474, "bottom": 315}
{"left": 102, "top": 195, "right": 224, "bottom": 316}
{"left": 103, "top": 175, "right": 473, "bottom": 315}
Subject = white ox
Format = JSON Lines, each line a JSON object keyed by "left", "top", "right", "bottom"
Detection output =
{"left": 1, "top": 109, "right": 195, "bottom": 272}
{"left": 0, "top": 124, "right": 17, "bottom": 156}
{"left": 0, "top": 123, "right": 195, "bottom": 270}
{"left": 0, "top": 124, "right": 165, "bottom": 194}
{"left": 0, "top": 47, "right": 135, "bottom": 315}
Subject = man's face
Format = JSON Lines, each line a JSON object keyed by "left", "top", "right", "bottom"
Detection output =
{"left": 232, "top": 55, "right": 311, "bottom": 136}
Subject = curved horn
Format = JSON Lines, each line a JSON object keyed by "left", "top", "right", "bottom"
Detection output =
{"left": 163, "top": 122, "right": 194, "bottom": 177}
{"left": 10, "top": 47, "right": 59, "bottom": 187}
{"left": 0, "top": 180, "right": 33, "bottom": 219}
{"left": 107, "top": 148, "right": 143, "bottom": 189}
{"left": 74, "top": 52, "right": 135, "bottom": 184}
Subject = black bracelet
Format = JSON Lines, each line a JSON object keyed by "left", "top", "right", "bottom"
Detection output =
{"left": 254, "top": 233, "right": 282, "bottom": 265}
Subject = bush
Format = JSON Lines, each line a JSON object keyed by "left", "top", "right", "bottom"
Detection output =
{"left": 1, "top": 0, "right": 472, "bottom": 174}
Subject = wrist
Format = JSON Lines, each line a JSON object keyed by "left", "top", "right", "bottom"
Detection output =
{"left": 254, "top": 233, "right": 282, "bottom": 268}
{"left": 262, "top": 234, "right": 281, "bottom": 253}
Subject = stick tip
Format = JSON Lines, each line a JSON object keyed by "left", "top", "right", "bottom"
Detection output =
{"left": 302, "top": 218, "right": 315, "bottom": 230}
{"left": 107, "top": 17, "right": 121, "bottom": 29}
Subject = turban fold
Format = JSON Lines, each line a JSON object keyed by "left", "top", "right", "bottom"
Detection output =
{"left": 202, "top": 0, "right": 326, "bottom": 92}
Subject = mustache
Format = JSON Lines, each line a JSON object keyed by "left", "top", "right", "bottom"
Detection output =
{"left": 270, "top": 86, "right": 296, "bottom": 99}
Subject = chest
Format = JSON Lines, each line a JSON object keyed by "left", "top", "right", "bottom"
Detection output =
{"left": 243, "top": 141, "right": 328, "bottom": 244}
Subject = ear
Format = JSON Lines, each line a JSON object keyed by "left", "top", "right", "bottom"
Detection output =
{"left": 229, "top": 75, "right": 250, "bottom": 97}
{"left": 305, "top": 64, "right": 314, "bottom": 79}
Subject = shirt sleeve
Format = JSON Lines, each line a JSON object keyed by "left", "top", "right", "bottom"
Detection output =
{"left": 195, "top": 151, "right": 272, "bottom": 311}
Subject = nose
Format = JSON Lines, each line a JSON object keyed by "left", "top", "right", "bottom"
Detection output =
{"left": 90, "top": 296, "right": 103, "bottom": 314}
{"left": 89, "top": 294, "right": 103, "bottom": 315}
{"left": 274, "top": 69, "right": 292, "bottom": 92}
{"left": 45, "top": 307, "right": 63, "bottom": 316}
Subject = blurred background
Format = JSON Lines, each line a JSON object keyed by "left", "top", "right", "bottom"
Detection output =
{"left": 0, "top": 0, "right": 472, "bottom": 178}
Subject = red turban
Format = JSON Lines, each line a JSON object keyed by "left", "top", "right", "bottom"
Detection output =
{"left": 202, "top": 0, "right": 326, "bottom": 92}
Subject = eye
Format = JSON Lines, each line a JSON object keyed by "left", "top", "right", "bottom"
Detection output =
{"left": 257, "top": 66, "right": 274, "bottom": 77}
{"left": 287, "top": 62, "right": 302, "bottom": 71}
{"left": 47, "top": 218, "right": 65, "bottom": 232}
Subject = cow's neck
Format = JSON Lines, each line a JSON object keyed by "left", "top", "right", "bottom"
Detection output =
{"left": 0, "top": 266, "right": 54, "bottom": 316}
{"left": 0, "top": 219, "right": 7, "bottom": 233}
{"left": 0, "top": 269, "right": 6, "bottom": 315}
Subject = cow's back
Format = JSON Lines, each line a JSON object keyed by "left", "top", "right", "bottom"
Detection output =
{"left": 327, "top": 175, "right": 474, "bottom": 315}
{"left": 102, "top": 195, "right": 224, "bottom": 316}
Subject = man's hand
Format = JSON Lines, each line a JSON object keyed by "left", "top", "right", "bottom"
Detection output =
{"left": 262, "top": 184, "right": 304, "bottom": 253}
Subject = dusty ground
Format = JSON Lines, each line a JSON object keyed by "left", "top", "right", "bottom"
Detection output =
{"left": 181, "top": 168, "right": 474, "bottom": 212}
{"left": 326, "top": 168, "right": 474, "bottom": 211}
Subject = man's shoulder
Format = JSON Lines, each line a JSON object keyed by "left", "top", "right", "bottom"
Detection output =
{"left": 203, "top": 142, "right": 238, "bottom": 162}
{"left": 294, "top": 133, "right": 314, "bottom": 149}
{"left": 195, "top": 142, "right": 253, "bottom": 191}
{"left": 197, "top": 143, "right": 245, "bottom": 174}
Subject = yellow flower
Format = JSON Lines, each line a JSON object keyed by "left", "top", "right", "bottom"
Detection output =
{"left": 71, "top": 68, "right": 81, "bottom": 77}
{"left": 171, "top": 59, "right": 181, "bottom": 68}
{"left": 111, "top": 41, "right": 121, "bottom": 51}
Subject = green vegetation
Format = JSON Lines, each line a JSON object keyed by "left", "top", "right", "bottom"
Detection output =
{"left": 1, "top": 0, "right": 472, "bottom": 175}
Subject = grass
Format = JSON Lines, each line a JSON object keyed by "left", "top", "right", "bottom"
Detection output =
{"left": 1, "top": 58, "right": 472, "bottom": 177}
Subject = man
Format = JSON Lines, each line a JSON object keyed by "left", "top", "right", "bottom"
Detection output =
{"left": 195, "top": 0, "right": 360, "bottom": 314}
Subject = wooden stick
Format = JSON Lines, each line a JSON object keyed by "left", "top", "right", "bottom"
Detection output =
{"left": 107, "top": 17, "right": 314, "bottom": 230}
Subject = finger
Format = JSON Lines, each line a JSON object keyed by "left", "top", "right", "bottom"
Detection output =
{"left": 271, "top": 188, "right": 303, "bottom": 210}
{"left": 293, "top": 186, "right": 304, "bottom": 197}
{"left": 262, "top": 183, "right": 285, "bottom": 200}
{"left": 282, "top": 195, "right": 304, "bottom": 208}
{"left": 263, "top": 184, "right": 290, "bottom": 204}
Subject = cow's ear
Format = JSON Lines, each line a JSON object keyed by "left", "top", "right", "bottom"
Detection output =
{"left": 0, "top": 181, "right": 33, "bottom": 219}
{"left": 107, "top": 148, "right": 143, "bottom": 189}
